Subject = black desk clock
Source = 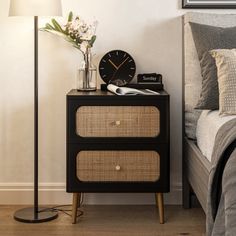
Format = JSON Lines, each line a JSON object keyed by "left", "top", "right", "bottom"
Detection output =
{"left": 99, "top": 50, "right": 136, "bottom": 86}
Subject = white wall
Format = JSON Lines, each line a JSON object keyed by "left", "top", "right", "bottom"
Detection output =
{"left": 1, "top": 0, "right": 235, "bottom": 205}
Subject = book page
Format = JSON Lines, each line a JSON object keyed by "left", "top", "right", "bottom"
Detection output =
{"left": 107, "top": 84, "right": 160, "bottom": 95}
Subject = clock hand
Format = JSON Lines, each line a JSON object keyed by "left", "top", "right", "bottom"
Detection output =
{"left": 110, "top": 57, "right": 130, "bottom": 83}
{"left": 108, "top": 59, "right": 118, "bottom": 70}
{"left": 117, "top": 57, "right": 129, "bottom": 69}
{"left": 109, "top": 59, "right": 122, "bottom": 82}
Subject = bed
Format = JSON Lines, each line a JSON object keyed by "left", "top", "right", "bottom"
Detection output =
{"left": 183, "top": 12, "right": 236, "bottom": 235}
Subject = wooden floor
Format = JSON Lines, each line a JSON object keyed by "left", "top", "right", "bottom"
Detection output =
{"left": 0, "top": 205, "right": 205, "bottom": 236}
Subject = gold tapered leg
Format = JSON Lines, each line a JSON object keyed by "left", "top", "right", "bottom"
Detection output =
{"left": 155, "top": 193, "right": 164, "bottom": 224}
{"left": 72, "top": 193, "right": 81, "bottom": 224}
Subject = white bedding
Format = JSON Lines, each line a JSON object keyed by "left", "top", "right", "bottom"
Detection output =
{"left": 196, "top": 110, "right": 236, "bottom": 162}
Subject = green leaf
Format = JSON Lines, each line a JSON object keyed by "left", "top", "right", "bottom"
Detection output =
{"left": 45, "top": 23, "right": 55, "bottom": 30}
{"left": 39, "top": 23, "right": 55, "bottom": 32}
{"left": 68, "top": 11, "right": 73, "bottom": 22}
{"left": 65, "top": 37, "right": 76, "bottom": 43}
{"left": 51, "top": 19, "right": 64, "bottom": 33}
{"left": 89, "top": 35, "right": 96, "bottom": 47}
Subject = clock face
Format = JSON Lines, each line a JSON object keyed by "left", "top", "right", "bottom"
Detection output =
{"left": 99, "top": 50, "right": 136, "bottom": 86}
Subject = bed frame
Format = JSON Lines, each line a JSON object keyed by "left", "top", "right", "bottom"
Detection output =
{"left": 182, "top": 12, "right": 236, "bottom": 213}
{"left": 183, "top": 138, "right": 211, "bottom": 212}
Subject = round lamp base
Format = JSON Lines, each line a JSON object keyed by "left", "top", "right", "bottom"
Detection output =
{"left": 14, "top": 207, "right": 58, "bottom": 223}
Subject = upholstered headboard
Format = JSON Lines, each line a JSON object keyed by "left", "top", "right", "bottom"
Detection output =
{"left": 183, "top": 12, "right": 236, "bottom": 139}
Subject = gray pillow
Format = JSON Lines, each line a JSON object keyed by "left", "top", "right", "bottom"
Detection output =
{"left": 189, "top": 22, "right": 236, "bottom": 110}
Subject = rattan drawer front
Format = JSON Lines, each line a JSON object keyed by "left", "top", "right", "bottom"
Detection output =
{"left": 76, "top": 151, "right": 160, "bottom": 182}
{"left": 76, "top": 106, "right": 160, "bottom": 137}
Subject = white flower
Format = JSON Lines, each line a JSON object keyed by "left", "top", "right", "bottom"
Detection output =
{"left": 43, "top": 12, "right": 98, "bottom": 55}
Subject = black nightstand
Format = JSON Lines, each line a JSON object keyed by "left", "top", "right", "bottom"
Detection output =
{"left": 66, "top": 89, "right": 170, "bottom": 224}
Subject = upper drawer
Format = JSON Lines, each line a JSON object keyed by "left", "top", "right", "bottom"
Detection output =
{"left": 76, "top": 106, "right": 160, "bottom": 138}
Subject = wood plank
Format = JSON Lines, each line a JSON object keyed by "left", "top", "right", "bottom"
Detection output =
{"left": 0, "top": 205, "right": 205, "bottom": 236}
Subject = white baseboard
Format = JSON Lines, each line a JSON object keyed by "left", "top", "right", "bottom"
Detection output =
{"left": 0, "top": 183, "right": 182, "bottom": 205}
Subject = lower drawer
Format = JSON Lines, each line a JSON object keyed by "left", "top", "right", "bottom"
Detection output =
{"left": 76, "top": 151, "right": 160, "bottom": 182}
{"left": 67, "top": 143, "right": 169, "bottom": 193}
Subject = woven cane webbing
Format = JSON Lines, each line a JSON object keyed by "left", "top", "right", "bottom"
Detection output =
{"left": 76, "top": 106, "right": 160, "bottom": 137}
{"left": 76, "top": 151, "right": 160, "bottom": 182}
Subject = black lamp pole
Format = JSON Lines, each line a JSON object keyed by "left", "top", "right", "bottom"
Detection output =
{"left": 34, "top": 15, "right": 39, "bottom": 219}
{"left": 13, "top": 16, "right": 58, "bottom": 224}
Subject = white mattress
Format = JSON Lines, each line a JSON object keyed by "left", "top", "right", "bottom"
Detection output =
{"left": 196, "top": 110, "right": 236, "bottom": 162}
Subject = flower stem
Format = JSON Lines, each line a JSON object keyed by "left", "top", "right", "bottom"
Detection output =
{"left": 84, "top": 48, "right": 90, "bottom": 89}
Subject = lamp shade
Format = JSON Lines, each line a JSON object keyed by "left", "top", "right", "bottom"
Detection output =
{"left": 9, "top": 0, "right": 62, "bottom": 16}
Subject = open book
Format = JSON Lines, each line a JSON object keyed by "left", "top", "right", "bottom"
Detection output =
{"left": 107, "top": 84, "right": 160, "bottom": 96}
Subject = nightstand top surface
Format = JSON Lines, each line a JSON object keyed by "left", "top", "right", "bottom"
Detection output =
{"left": 67, "top": 89, "right": 169, "bottom": 98}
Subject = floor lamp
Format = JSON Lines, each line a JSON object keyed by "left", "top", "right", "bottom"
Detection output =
{"left": 9, "top": 0, "right": 62, "bottom": 223}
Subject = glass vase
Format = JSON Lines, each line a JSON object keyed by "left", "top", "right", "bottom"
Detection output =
{"left": 77, "top": 48, "right": 97, "bottom": 91}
